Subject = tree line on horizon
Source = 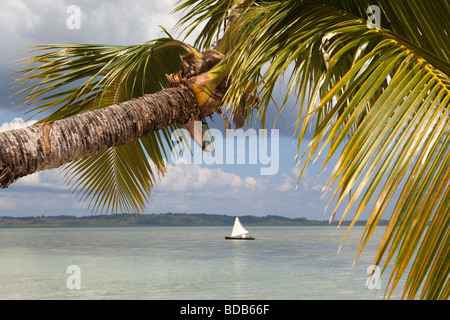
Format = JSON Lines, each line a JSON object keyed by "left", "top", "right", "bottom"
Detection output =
{"left": 0, "top": 213, "right": 388, "bottom": 228}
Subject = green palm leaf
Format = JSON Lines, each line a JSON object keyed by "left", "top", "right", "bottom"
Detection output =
{"left": 178, "top": 0, "right": 449, "bottom": 299}
{"left": 174, "top": 0, "right": 233, "bottom": 50}
{"left": 13, "top": 38, "right": 192, "bottom": 214}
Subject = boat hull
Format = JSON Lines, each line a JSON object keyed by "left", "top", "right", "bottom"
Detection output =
{"left": 225, "top": 236, "right": 255, "bottom": 240}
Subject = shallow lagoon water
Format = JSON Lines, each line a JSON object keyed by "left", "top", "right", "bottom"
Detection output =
{"left": 0, "top": 226, "right": 401, "bottom": 299}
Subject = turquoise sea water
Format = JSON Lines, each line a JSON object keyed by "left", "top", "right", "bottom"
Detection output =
{"left": 0, "top": 226, "right": 402, "bottom": 299}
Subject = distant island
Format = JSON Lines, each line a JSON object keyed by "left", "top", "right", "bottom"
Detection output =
{"left": 0, "top": 213, "right": 388, "bottom": 228}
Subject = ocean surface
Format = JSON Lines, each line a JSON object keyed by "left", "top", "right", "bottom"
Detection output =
{"left": 0, "top": 226, "right": 403, "bottom": 300}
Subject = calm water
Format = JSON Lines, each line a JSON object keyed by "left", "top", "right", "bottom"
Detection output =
{"left": 0, "top": 226, "right": 402, "bottom": 299}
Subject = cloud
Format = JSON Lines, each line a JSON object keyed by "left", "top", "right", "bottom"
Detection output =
{"left": 274, "top": 173, "right": 294, "bottom": 192}
{"left": 157, "top": 164, "right": 263, "bottom": 195}
{"left": 0, "top": 197, "right": 15, "bottom": 210}
{"left": 0, "top": 117, "right": 36, "bottom": 132}
{"left": 0, "top": 0, "right": 189, "bottom": 113}
{"left": 0, "top": 155, "right": 334, "bottom": 219}
{"left": 0, "top": 166, "right": 88, "bottom": 216}
{"left": 0, "top": 189, "right": 87, "bottom": 215}
{"left": 146, "top": 163, "right": 332, "bottom": 219}
{"left": 1, "top": 0, "right": 180, "bottom": 45}
{"left": 0, "top": 1, "right": 339, "bottom": 220}
{"left": 13, "top": 169, "right": 67, "bottom": 191}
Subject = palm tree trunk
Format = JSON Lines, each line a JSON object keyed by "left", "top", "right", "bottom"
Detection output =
{"left": 0, "top": 86, "right": 196, "bottom": 188}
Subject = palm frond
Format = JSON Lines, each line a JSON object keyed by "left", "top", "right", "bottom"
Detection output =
{"left": 215, "top": 0, "right": 449, "bottom": 299}
{"left": 13, "top": 38, "right": 192, "bottom": 214}
{"left": 173, "top": 0, "right": 233, "bottom": 50}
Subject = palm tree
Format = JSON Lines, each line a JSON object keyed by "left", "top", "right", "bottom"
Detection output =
{"left": 1, "top": 0, "right": 448, "bottom": 299}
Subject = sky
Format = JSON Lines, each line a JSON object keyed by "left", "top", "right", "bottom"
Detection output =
{"left": 0, "top": 0, "right": 374, "bottom": 221}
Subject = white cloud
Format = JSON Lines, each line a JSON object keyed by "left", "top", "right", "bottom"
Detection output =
{"left": 13, "top": 169, "right": 66, "bottom": 190}
{"left": 0, "top": 117, "right": 36, "bottom": 132}
{"left": 157, "top": 164, "right": 262, "bottom": 194}
{"left": 0, "top": 159, "right": 335, "bottom": 219}
{"left": 144, "top": 163, "right": 333, "bottom": 218}
{"left": 0, "top": 196, "right": 15, "bottom": 210}
{"left": 0, "top": 0, "right": 190, "bottom": 48}
{"left": 0, "top": 190, "right": 86, "bottom": 216}
{"left": 275, "top": 173, "right": 293, "bottom": 192}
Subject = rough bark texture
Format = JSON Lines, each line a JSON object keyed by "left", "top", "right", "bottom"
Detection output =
{"left": 0, "top": 86, "right": 196, "bottom": 188}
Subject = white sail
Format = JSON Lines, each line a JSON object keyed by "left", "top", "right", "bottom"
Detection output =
{"left": 230, "top": 217, "right": 249, "bottom": 238}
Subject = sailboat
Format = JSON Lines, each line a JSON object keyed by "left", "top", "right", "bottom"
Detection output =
{"left": 225, "top": 217, "right": 255, "bottom": 240}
